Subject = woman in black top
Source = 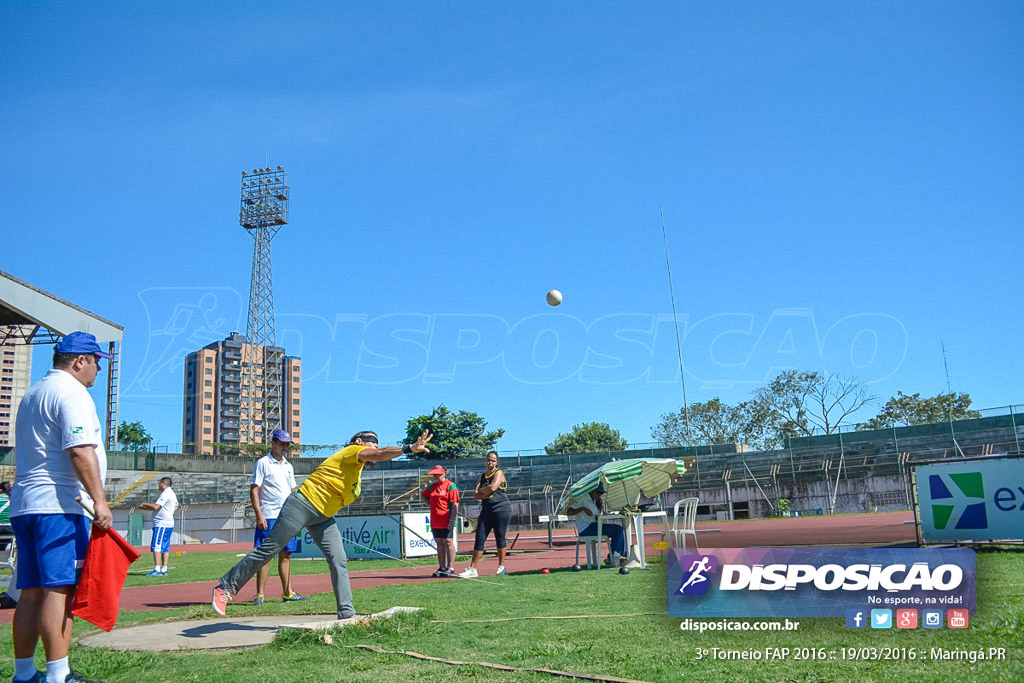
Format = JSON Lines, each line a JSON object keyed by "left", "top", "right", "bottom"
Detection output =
{"left": 459, "top": 451, "right": 511, "bottom": 577}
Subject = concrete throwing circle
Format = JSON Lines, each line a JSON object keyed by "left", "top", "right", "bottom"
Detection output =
{"left": 78, "top": 614, "right": 338, "bottom": 652}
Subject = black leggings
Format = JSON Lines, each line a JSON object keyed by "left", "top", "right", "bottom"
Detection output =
{"left": 474, "top": 507, "right": 511, "bottom": 551}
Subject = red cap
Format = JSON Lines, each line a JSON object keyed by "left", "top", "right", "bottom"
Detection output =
{"left": 427, "top": 465, "right": 446, "bottom": 475}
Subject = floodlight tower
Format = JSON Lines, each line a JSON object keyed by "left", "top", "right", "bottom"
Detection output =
{"left": 239, "top": 165, "right": 289, "bottom": 440}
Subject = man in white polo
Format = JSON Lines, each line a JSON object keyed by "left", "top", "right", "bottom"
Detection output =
{"left": 139, "top": 477, "right": 177, "bottom": 576}
{"left": 250, "top": 430, "right": 306, "bottom": 605}
{"left": 10, "top": 331, "right": 113, "bottom": 683}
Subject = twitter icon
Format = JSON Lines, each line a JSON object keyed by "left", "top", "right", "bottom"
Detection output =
{"left": 871, "top": 609, "right": 892, "bottom": 629}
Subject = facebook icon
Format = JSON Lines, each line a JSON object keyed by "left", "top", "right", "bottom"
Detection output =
{"left": 845, "top": 609, "right": 866, "bottom": 629}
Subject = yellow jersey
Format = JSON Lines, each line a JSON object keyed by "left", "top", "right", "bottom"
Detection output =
{"left": 298, "top": 444, "right": 368, "bottom": 516}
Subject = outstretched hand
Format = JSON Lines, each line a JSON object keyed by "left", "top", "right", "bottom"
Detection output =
{"left": 411, "top": 429, "right": 433, "bottom": 454}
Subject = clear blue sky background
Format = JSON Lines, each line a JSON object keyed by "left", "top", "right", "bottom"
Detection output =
{"left": 3, "top": 2, "right": 1022, "bottom": 453}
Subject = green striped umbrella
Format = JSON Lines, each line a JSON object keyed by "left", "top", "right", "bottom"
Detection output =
{"left": 557, "top": 458, "right": 686, "bottom": 514}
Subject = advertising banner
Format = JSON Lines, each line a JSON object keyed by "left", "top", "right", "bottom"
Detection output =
{"left": 400, "top": 510, "right": 458, "bottom": 558}
{"left": 402, "top": 512, "right": 437, "bottom": 558}
{"left": 294, "top": 514, "right": 401, "bottom": 561}
{"left": 915, "top": 457, "right": 1024, "bottom": 543}
{"left": 667, "top": 547, "right": 976, "bottom": 618}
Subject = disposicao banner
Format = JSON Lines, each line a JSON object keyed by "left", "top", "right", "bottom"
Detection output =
{"left": 667, "top": 547, "right": 975, "bottom": 618}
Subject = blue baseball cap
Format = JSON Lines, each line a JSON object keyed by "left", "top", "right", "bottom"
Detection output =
{"left": 271, "top": 429, "right": 293, "bottom": 443}
{"left": 56, "top": 331, "right": 113, "bottom": 359}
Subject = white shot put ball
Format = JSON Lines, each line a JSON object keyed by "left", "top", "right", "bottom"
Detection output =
{"left": 546, "top": 289, "right": 563, "bottom": 306}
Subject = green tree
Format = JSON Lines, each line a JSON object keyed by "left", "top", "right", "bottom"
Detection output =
{"left": 403, "top": 405, "right": 505, "bottom": 459}
{"left": 857, "top": 391, "right": 981, "bottom": 429}
{"left": 545, "top": 422, "right": 628, "bottom": 455}
{"left": 652, "top": 398, "right": 770, "bottom": 449}
{"left": 118, "top": 420, "right": 152, "bottom": 451}
{"left": 753, "top": 370, "right": 874, "bottom": 444}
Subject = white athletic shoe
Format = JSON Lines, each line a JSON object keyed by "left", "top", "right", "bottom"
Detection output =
{"left": 496, "top": 565, "right": 507, "bottom": 575}
{"left": 459, "top": 567, "right": 479, "bottom": 578}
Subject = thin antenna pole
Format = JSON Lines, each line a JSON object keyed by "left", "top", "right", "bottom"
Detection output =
{"left": 941, "top": 340, "right": 964, "bottom": 456}
{"left": 941, "top": 341, "right": 952, "bottom": 394}
{"left": 660, "top": 204, "right": 692, "bottom": 445}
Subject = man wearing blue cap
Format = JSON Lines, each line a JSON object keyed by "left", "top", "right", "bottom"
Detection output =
{"left": 248, "top": 429, "right": 305, "bottom": 605}
{"left": 10, "top": 332, "right": 113, "bottom": 683}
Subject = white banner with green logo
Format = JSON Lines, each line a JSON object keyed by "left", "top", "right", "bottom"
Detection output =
{"left": 916, "top": 457, "right": 1024, "bottom": 542}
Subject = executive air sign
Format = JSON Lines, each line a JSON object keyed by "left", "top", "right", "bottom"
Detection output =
{"left": 666, "top": 548, "right": 976, "bottom": 618}
{"left": 916, "top": 457, "right": 1024, "bottom": 543}
{"left": 293, "top": 515, "right": 401, "bottom": 560}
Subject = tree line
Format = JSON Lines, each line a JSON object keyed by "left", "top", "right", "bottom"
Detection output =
{"left": 120, "top": 369, "right": 984, "bottom": 458}
{"left": 652, "top": 371, "right": 980, "bottom": 450}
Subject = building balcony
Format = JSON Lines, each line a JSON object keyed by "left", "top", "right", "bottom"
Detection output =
{"left": 222, "top": 384, "right": 241, "bottom": 395}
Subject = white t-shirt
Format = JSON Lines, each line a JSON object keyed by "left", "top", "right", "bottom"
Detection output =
{"left": 251, "top": 453, "right": 296, "bottom": 519}
{"left": 152, "top": 487, "right": 178, "bottom": 527}
{"left": 11, "top": 369, "right": 108, "bottom": 516}
{"left": 575, "top": 497, "right": 601, "bottom": 533}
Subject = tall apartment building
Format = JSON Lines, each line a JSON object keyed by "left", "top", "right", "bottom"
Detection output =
{"left": 182, "top": 332, "right": 301, "bottom": 455}
{"left": 0, "top": 340, "right": 32, "bottom": 448}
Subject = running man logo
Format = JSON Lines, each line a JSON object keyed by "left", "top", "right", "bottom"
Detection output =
{"left": 929, "top": 472, "right": 987, "bottom": 530}
{"left": 676, "top": 555, "right": 718, "bottom": 596}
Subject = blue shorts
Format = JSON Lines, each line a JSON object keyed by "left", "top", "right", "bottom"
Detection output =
{"left": 151, "top": 526, "right": 174, "bottom": 553}
{"left": 254, "top": 518, "right": 299, "bottom": 553}
{"left": 11, "top": 514, "right": 90, "bottom": 588}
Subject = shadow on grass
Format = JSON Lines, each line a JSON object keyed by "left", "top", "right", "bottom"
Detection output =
{"left": 179, "top": 622, "right": 278, "bottom": 639}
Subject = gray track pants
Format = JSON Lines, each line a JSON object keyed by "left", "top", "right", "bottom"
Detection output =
{"left": 219, "top": 492, "right": 354, "bottom": 618}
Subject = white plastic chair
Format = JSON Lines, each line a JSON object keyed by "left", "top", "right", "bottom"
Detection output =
{"left": 575, "top": 531, "right": 599, "bottom": 569}
{"left": 671, "top": 498, "right": 699, "bottom": 552}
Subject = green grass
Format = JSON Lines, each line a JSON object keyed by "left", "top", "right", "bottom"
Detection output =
{"left": 2, "top": 550, "right": 1022, "bottom": 682}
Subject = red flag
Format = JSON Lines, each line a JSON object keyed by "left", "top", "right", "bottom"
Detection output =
{"left": 71, "top": 526, "right": 141, "bottom": 631}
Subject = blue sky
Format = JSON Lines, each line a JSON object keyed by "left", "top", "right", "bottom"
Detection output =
{"left": 3, "top": 2, "right": 1022, "bottom": 453}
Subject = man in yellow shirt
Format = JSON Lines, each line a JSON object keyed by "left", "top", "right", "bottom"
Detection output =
{"left": 212, "top": 429, "right": 432, "bottom": 619}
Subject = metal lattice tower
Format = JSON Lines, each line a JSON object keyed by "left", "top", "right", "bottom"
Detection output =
{"left": 239, "top": 165, "right": 289, "bottom": 441}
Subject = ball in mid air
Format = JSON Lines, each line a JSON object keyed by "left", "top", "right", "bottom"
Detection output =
{"left": 546, "top": 289, "right": 562, "bottom": 306}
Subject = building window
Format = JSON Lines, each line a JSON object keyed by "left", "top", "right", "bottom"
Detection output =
{"left": 292, "top": 399, "right": 300, "bottom": 405}
{"left": 205, "top": 368, "right": 213, "bottom": 375}
{"left": 293, "top": 421, "right": 300, "bottom": 427}
{"left": 204, "top": 380, "right": 212, "bottom": 387}
{"left": 203, "top": 428, "right": 212, "bottom": 434}
{"left": 203, "top": 416, "right": 211, "bottom": 423}
{"left": 293, "top": 387, "right": 300, "bottom": 394}
{"left": 204, "top": 404, "right": 212, "bottom": 410}
{"left": 204, "top": 392, "right": 213, "bottom": 398}
{"left": 205, "top": 357, "right": 213, "bottom": 362}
